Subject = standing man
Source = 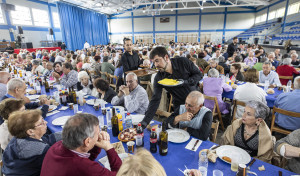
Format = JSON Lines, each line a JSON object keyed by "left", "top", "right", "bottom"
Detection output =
{"left": 83, "top": 41, "right": 90, "bottom": 50}
{"left": 61, "top": 42, "right": 67, "bottom": 50}
{"left": 140, "top": 47, "right": 202, "bottom": 128}
{"left": 121, "top": 38, "right": 141, "bottom": 79}
{"left": 227, "top": 37, "right": 238, "bottom": 58}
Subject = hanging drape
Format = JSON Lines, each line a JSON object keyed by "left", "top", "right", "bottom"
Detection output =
{"left": 57, "top": 2, "right": 109, "bottom": 51}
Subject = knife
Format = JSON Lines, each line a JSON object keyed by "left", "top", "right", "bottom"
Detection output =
{"left": 192, "top": 140, "right": 200, "bottom": 151}
{"left": 247, "top": 158, "right": 256, "bottom": 170}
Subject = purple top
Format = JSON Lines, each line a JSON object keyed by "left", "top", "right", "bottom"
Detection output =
{"left": 203, "top": 77, "right": 232, "bottom": 114}
{"left": 244, "top": 57, "right": 258, "bottom": 66}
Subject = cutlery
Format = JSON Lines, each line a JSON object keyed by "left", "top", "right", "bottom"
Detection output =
{"left": 247, "top": 158, "right": 256, "bottom": 170}
{"left": 178, "top": 168, "right": 185, "bottom": 174}
{"left": 192, "top": 139, "right": 200, "bottom": 151}
{"left": 210, "top": 145, "right": 220, "bottom": 151}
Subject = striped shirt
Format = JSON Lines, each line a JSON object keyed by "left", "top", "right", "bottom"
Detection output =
{"left": 70, "top": 149, "right": 91, "bottom": 158}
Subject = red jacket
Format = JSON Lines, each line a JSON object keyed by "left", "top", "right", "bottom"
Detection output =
{"left": 277, "top": 65, "right": 299, "bottom": 85}
{"left": 41, "top": 141, "right": 122, "bottom": 176}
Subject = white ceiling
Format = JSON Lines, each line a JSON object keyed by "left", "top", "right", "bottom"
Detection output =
{"left": 52, "top": 0, "right": 270, "bottom": 15}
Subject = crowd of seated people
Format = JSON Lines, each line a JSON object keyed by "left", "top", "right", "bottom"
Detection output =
{"left": 0, "top": 37, "right": 299, "bottom": 175}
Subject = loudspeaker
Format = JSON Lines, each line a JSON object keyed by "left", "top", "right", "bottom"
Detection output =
{"left": 57, "top": 41, "right": 62, "bottom": 47}
{"left": 17, "top": 26, "right": 23, "bottom": 34}
{"left": 238, "top": 38, "right": 242, "bottom": 44}
{"left": 21, "top": 42, "right": 33, "bottom": 49}
{"left": 254, "top": 38, "right": 259, "bottom": 45}
{"left": 49, "top": 28, "right": 53, "bottom": 35}
{"left": 277, "top": 18, "right": 282, "bottom": 23}
{"left": 53, "top": 42, "right": 58, "bottom": 47}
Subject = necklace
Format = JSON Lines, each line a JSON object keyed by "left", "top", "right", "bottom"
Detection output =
{"left": 244, "top": 127, "right": 257, "bottom": 137}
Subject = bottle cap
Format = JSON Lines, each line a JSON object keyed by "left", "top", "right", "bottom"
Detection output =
{"left": 138, "top": 123, "right": 141, "bottom": 126}
{"left": 127, "top": 112, "right": 130, "bottom": 115}
{"left": 152, "top": 128, "right": 155, "bottom": 131}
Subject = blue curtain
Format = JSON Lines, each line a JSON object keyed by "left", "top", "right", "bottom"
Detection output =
{"left": 57, "top": 2, "right": 109, "bottom": 51}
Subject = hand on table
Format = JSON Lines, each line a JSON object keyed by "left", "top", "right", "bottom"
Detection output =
{"left": 269, "top": 84, "right": 276, "bottom": 88}
{"left": 95, "top": 131, "right": 113, "bottom": 151}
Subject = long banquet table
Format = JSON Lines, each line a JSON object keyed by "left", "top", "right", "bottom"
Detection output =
{"left": 40, "top": 87, "right": 296, "bottom": 176}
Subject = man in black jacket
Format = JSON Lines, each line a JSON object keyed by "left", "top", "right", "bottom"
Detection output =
{"left": 61, "top": 42, "right": 67, "bottom": 50}
{"left": 121, "top": 38, "right": 142, "bottom": 80}
{"left": 141, "top": 47, "right": 202, "bottom": 128}
{"left": 227, "top": 37, "right": 238, "bottom": 58}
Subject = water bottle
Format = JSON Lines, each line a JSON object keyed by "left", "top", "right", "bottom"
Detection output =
{"left": 225, "top": 73, "right": 230, "bottom": 83}
{"left": 198, "top": 151, "right": 208, "bottom": 176}
{"left": 125, "top": 113, "right": 132, "bottom": 129}
{"left": 287, "top": 80, "right": 292, "bottom": 92}
{"left": 106, "top": 109, "right": 112, "bottom": 130}
{"left": 264, "top": 80, "right": 269, "bottom": 92}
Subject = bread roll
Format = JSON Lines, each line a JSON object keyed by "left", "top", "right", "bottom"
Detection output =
{"left": 231, "top": 84, "right": 238, "bottom": 89}
{"left": 267, "top": 88, "right": 275, "bottom": 94}
{"left": 28, "top": 90, "right": 37, "bottom": 95}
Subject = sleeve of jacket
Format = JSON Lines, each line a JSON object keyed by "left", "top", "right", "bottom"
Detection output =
{"left": 121, "top": 55, "right": 129, "bottom": 73}
{"left": 184, "top": 58, "right": 203, "bottom": 86}
{"left": 187, "top": 111, "right": 212, "bottom": 140}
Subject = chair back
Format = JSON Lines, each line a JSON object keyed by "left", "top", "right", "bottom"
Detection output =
{"left": 204, "top": 95, "right": 224, "bottom": 131}
{"left": 270, "top": 106, "right": 300, "bottom": 135}
{"left": 232, "top": 99, "right": 246, "bottom": 123}
{"left": 107, "top": 73, "right": 118, "bottom": 91}
{"left": 210, "top": 120, "right": 219, "bottom": 143}
{"left": 0, "top": 159, "right": 3, "bottom": 176}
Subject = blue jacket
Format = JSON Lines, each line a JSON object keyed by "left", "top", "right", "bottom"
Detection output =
{"left": 2, "top": 133, "right": 62, "bottom": 176}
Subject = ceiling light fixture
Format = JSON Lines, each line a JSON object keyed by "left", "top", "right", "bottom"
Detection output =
{"left": 200, "top": 6, "right": 204, "bottom": 10}
{"left": 143, "top": 8, "right": 145, "bottom": 13}
{"left": 203, "top": 0, "right": 206, "bottom": 2}
{"left": 166, "top": 0, "right": 168, "bottom": 5}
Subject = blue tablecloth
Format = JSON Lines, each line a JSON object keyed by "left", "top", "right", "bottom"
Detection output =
{"left": 38, "top": 86, "right": 295, "bottom": 175}
{"left": 222, "top": 84, "right": 283, "bottom": 108}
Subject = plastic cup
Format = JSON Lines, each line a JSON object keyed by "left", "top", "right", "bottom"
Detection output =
{"left": 98, "top": 115, "right": 104, "bottom": 128}
{"left": 74, "top": 104, "right": 78, "bottom": 114}
{"left": 127, "top": 141, "right": 135, "bottom": 153}
{"left": 231, "top": 157, "right": 239, "bottom": 172}
{"left": 213, "top": 170, "right": 223, "bottom": 176}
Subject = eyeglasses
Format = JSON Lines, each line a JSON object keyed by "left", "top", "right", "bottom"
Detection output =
{"left": 34, "top": 119, "right": 47, "bottom": 128}
{"left": 126, "top": 80, "right": 135, "bottom": 84}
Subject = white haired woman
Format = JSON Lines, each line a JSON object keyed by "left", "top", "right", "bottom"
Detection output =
{"left": 277, "top": 58, "right": 299, "bottom": 85}
{"left": 76, "top": 71, "right": 93, "bottom": 94}
{"left": 203, "top": 59, "right": 225, "bottom": 75}
{"left": 221, "top": 100, "right": 274, "bottom": 163}
{"left": 203, "top": 68, "right": 232, "bottom": 114}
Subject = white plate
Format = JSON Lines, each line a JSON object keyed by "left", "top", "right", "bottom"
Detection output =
{"left": 166, "top": 128, "right": 190, "bottom": 143}
{"left": 52, "top": 116, "right": 71, "bottom": 126}
{"left": 86, "top": 99, "right": 107, "bottom": 106}
{"left": 216, "top": 145, "right": 251, "bottom": 165}
{"left": 130, "top": 114, "right": 145, "bottom": 124}
{"left": 158, "top": 79, "right": 184, "bottom": 87}
{"left": 99, "top": 153, "right": 129, "bottom": 171}
{"left": 48, "top": 105, "right": 57, "bottom": 112}
{"left": 26, "top": 95, "right": 40, "bottom": 100}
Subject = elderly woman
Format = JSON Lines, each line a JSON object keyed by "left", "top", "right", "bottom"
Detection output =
{"left": 221, "top": 100, "right": 273, "bottom": 163}
{"left": 229, "top": 63, "right": 244, "bottom": 82}
{"left": 203, "top": 68, "right": 232, "bottom": 114}
{"left": 204, "top": 59, "right": 224, "bottom": 75}
{"left": 233, "top": 68, "right": 267, "bottom": 118}
{"left": 277, "top": 58, "right": 300, "bottom": 85}
{"left": 76, "top": 71, "right": 93, "bottom": 94}
{"left": 0, "top": 98, "right": 25, "bottom": 150}
{"left": 31, "top": 59, "right": 45, "bottom": 75}
{"left": 291, "top": 53, "right": 299, "bottom": 65}
{"left": 51, "top": 62, "right": 64, "bottom": 81}
{"left": 94, "top": 78, "right": 117, "bottom": 103}
{"left": 24, "top": 56, "right": 33, "bottom": 71}
{"left": 2, "top": 110, "right": 62, "bottom": 175}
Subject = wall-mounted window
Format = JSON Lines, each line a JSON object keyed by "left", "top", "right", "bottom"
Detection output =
{"left": 288, "top": 2, "right": 300, "bottom": 15}
{"left": 10, "top": 6, "right": 32, "bottom": 25}
{"left": 32, "top": 8, "right": 49, "bottom": 27}
{"left": 276, "top": 7, "right": 285, "bottom": 18}
{"left": 260, "top": 13, "right": 267, "bottom": 22}
{"left": 268, "top": 11, "right": 276, "bottom": 20}
{"left": 52, "top": 12, "right": 60, "bottom": 28}
{"left": 0, "top": 9, "right": 5, "bottom": 24}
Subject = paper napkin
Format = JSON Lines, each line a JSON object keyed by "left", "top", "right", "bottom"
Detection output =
{"left": 59, "top": 106, "right": 69, "bottom": 111}
{"left": 185, "top": 138, "right": 202, "bottom": 152}
{"left": 47, "top": 110, "right": 60, "bottom": 117}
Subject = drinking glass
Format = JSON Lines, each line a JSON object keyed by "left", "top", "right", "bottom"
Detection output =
{"left": 74, "top": 104, "right": 78, "bottom": 114}
{"left": 231, "top": 157, "right": 239, "bottom": 172}
{"left": 213, "top": 170, "right": 223, "bottom": 176}
{"left": 98, "top": 115, "right": 104, "bottom": 128}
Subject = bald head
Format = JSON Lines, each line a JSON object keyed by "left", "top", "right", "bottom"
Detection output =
{"left": 0, "top": 71, "right": 11, "bottom": 84}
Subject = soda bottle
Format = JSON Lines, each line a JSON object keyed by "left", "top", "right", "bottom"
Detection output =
{"left": 44, "top": 77, "right": 50, "bottom": 93}
{"left": 159, "top": 121, "right": 168, "bottom": 156}
{"left": 117, "top": 110, "right": 123, "bottom": 132}
{"left": 106, "top": 109, "right": 112, "bottom": 130}
{"left": 150, "top": 128, "right": 157, "bottom": 153}
{"left": 136, "top": 123, "right": 144, "bottom": 148}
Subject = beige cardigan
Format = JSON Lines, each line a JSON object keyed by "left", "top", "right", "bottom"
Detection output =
{"left": 220, "top": 119, "right": 274, "bottom": 163}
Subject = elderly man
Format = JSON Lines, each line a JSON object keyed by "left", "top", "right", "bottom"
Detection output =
{"left": 111, "top": 72, "right": 149, "bottom": 114}
{"left": 204, "top": 59, "right": 225, "bottom": 75}
{"left": 274, "top": 77, "right": 300, "bottom": 131}
{"left": 274, "top": 129, "right": 300, "bottom": 174}
{"left": 277, "top": 58, "right": 300, "bottom": 85}
{"left": 244, "top": 51, "right": 258, "bottom": 66}
{"left": 31, "top": 59, "right": 45, "bottom": 75}
{"left": 57, "top": 62, "right": 78, "bottom": 89}
{"left": 211, "top": 48, "right": 222, "bottom": 59}
{"left": 0, "top": 78, "right": 49, "bottom": 123}
{"left": 274, "top": 49, "right": 282, "bottom": 61}
{"left": 141, "top": 47, "right": 202, "bottom": 128}
{"left": 43, "top": 62, "right": 54, "bottom": 77}
{"left": 0, "top": 71, "right": 11, "bottom": 98}
{"left": 41, "top": 113, "right": 122, "bottom": 176}
{"left": 268, "top": 52, "right": 279, "bottom": 68}
{"left": 166, "top": 91, "right": 212, "bottom": 140}
{"left": 259, "top": 61, "right": 281, "bottom": 87}
{"left": 291, "top": 53, "right": 299, "bottom": 65}
{"left": 55, "top": 52, "right": 65, "bottom": 63}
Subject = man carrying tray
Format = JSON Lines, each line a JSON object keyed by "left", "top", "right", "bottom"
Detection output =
{"left": 141, "top": 47, "right": 202, "bottom": 129}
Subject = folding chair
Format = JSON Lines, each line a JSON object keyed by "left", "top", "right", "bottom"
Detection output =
{"left": 210, "top": 120, "right": 219, "bottom": 143}
{"left": 232, "top": 99, "right": 246, "bottom": 123}
{"left": 204, "top": 95, "right": 225, "bottom": 131}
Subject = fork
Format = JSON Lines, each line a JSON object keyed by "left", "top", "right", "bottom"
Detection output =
{"left": 247, "top": 158, "right": 256, "bottom": 170}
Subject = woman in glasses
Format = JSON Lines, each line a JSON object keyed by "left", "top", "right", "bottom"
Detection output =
{"left": 2, "top": 110, "right": 62, "bottom": 176}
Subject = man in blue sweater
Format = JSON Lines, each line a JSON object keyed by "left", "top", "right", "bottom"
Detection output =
{"left": 0, "top": 78, "right": 49, "bottom": 124}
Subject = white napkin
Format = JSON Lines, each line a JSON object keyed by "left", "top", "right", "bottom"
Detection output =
{"left": 59, "top": 106, "right": 68, "bottom": 111}
{"left": 47, "top": 110, "right": 60, "bottom": 117}
{"left": 185, "top": 138, "right": 202, "bottom": 152}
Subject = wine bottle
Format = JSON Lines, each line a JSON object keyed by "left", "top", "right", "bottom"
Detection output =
{"left": 44, "top": 77, "right": 50, "bottom": 93}
{"left": 111, "top": 108, "right": 119, "bottom": 136}
{"left": 159, "top": 121, "right": 168, "bottom": 156}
